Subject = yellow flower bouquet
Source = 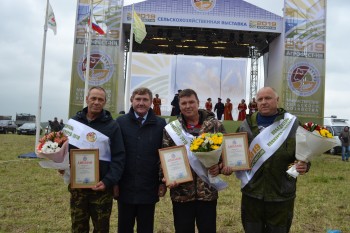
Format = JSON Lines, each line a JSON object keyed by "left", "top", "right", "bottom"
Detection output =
{"left": 190, "top": 133, "right": 223, "bottom": 182}
{"left": 287, "top": 123, "right": 338, "bottom": 178}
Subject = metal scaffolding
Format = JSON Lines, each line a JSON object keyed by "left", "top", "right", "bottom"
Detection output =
{"left": 249, "top": 46, "right": 260, "bottom": 101}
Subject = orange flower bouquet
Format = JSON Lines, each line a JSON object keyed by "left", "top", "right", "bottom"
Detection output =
{"left": 36, "top": 131, "right": 69, "bottom": 163}
{"left": 287, "top": 122, "right": 338, "bottom": 178}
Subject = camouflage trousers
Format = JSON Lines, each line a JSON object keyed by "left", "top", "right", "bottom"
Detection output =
{"left": 69, "top": 185, "right": 113, "bottom": 233}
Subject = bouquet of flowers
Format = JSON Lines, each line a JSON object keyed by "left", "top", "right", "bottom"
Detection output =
{"left": 190, "top": 133, "right": 223, "bottom": 183}
{"left": 286, "top": 122, "right": 338, "bottom": 178}
{"left": 36, "top": 131, "right": 69, "bottom": 163}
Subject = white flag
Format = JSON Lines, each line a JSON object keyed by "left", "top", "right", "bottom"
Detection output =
{"left": 47, "top": 3, "right": 57, "bottom": 35}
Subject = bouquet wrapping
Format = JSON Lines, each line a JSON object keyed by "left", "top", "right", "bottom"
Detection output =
{"left": 36, "top": 131, "right": 69, "bottom": 163}
{"left": 36, "top": 131, "right": 70, "bottom": 183}
{"left": 287, "top": 125, "right": 338, "bottom": 178}
{"left": 193, "top": 147, "right": 222, "bottom": 184}
{"left": 193, "top": 147, "right": 222, "bottom": 167}
{"left": 36, "top": 141, "right": 69, "bottom": 163}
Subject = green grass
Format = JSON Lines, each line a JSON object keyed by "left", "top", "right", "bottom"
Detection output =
{"left": 1, "top": 134, "right": 350, "bottom": 233}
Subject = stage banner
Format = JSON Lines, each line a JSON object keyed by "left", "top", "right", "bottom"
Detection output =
{"left": 69, "top": 0, "right": 123, "bottom": 118}
{"left": 282, "top": 0, "right": 326, "bottom": 123}
{"left": 122, "top": 0, "right": 282, "bottom": 33}
{"left": 129, "top": 53, "right": 247, "bottom": 118}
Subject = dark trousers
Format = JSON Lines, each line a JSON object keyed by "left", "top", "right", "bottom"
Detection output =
{"left": 69, "top": 186, "right": 113, "bottom": 233}
{"left": 117, "top": 202, "right": 156, "bottom": 233}
{"left": 241, "top": 194, "right": 295, "bottom": 233}
{"left": 172, "top": 200, "right": 217, "bottom": 233}
{"left": 217, "top": 113, "right": 223, "bottom": 120}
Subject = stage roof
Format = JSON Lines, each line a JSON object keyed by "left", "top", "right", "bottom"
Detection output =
{"left": 123, "top": 25, "right": 280, "bottom": 57}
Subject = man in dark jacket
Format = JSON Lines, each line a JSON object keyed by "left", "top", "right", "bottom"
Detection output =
{"left": 236, "top": 87, "right": 309, "bottom": 233}
{"left": 214, "top": 98, "right": 224, "bottom": 120}
{"left": 116, "top": 87, "right": 167, "bottom": 233}
{"left": 64, "top": 86, "right": 126, "bottom": 233}
{"left": 170, "top": 89, "right": 182, "bottom": 116}
{"left": 339, "top": 126, "right": 350, "bottom": 161}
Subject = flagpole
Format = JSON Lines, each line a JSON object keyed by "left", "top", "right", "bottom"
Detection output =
{"left": 84, "top": 0, "right": 94, "bottom": 108}
{"left": 124, "top": 4, "right": 135, "bottom": 112}
{"left": 35, "top": 0, "right": 50, "bottom": 151}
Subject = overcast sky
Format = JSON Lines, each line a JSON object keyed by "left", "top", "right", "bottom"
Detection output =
{"left": 0, "top": 0, "right": 349, "bottom": 123}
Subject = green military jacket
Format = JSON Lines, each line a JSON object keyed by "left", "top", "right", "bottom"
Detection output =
{"left": 238, "top": 108, "right": 301, "bottom": 202}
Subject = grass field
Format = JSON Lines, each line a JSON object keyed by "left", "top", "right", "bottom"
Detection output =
{"left": 1, "top": 134, "right": 350, "bottom": 233}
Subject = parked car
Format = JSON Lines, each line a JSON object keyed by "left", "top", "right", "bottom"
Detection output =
{"left": 17, "top": 123, "right": 42, "bottom": 135}
{"left": 324, "top": 116, "right": 350, "bottom": 155}
{"left": 0, "top": 120, "right": 17, "bottom": 134}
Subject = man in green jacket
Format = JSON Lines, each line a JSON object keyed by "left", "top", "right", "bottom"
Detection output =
{"left": 237, "top": 87, "right": 309, "bottom": 233}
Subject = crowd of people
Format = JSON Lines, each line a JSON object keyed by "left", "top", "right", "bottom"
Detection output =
{"left": 54, "top": 85, "right": 313, "bottom": 233}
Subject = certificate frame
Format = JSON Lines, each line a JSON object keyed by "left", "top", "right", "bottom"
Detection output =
{"left": 70, "top": 149, "right": 99, "bottom": 189}
{"left": 158, "top": 145, "right": 193, "bottom": 186}
{"left": 222, "top": 132, "right": 251, "bottom": 171}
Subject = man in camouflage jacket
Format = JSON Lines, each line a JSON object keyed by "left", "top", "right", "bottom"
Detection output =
{"left": 162, "top": 89, "right": 230, "bottom": 233}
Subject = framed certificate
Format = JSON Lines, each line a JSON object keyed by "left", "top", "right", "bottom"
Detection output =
{"left": 222, "top": 132, "right": 251, "bottom": 171}
{"left": 158, "top": 145, "right": 193, "bottom": 186}
{"left": 70, "top": 149, "right": 99, "bottom": 189}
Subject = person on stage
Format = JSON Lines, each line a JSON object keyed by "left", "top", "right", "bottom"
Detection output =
{"left": 248, "top": 97, "right": 258, "bottom": 115}
{"left": 237, "top": 99, "right": 247, "bottom": 121}
{"left": 205, "top": 98, "right": 213, "bottom": 112}
{"left": 214, "top": 98, "right": 225, "bottom": 120}
{"left": 152, "top": 93, "right": 162, "bottom": 116}
{"left": 224, "top": 98, "right": 233, "bottom": 120}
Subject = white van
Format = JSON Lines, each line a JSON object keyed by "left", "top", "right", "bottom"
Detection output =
{"left": 324, "top": 116, "right": 350, "bottom": 154}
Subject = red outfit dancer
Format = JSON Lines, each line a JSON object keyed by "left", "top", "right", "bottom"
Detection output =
{"left": 248, "top": 98, "right": 258, "bottom": 115}
{"left": 224, "top": 98, "right": 233, "bottom": 120}
{"left": 237, "top": 99, "right": 247, "bottom": 121}
{"left": 152, "top": 94, "right": 161, "bottom": 116}
{"left": 205, "top": 98, "right": 213, "bottom": 112}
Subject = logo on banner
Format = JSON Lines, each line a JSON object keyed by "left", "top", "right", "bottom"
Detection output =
{"left": 192, "top": 0, "right": 216, "bottom": 12}
{"left": 287, "top": 62, "right": 321, "bottom": 96}
{"left": 86, "top": 132, "right": 97, "bottom": 142}
{"left": 77, "top": 51, "right": 114, "bottom": 86}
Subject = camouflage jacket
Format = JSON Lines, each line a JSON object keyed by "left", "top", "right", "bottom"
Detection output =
{"left": 162, "top": 109, "right": 226, "bottom": 202}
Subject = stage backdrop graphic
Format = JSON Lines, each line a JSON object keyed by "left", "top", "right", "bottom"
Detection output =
{"left": 282, "top": 0, "right": 326, "bottom": 123}
{"left": 69, "top": 0, "right": 123, "bottom": 118}
{"left": 129, "top": 53, "right": 247, "bottom": 119}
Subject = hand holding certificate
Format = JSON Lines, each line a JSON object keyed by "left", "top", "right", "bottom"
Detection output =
{"left": 222, "top": 132, "right": 251, "bottom": 171}
{"left": 159, "top": 146, "right": 193, "bottom": 186}
{"left": 70, "top": 149, "right": 99, "bottom": 188}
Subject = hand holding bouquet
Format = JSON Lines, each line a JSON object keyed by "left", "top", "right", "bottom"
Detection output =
{"left": 190, "top": 133, "right": 223, "bottom": 183}
{"left": 36, "top": 131, "right": 69, "bottom": 163}
{"left": 287, "top": 122, "right": 338, "bottom": 178}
